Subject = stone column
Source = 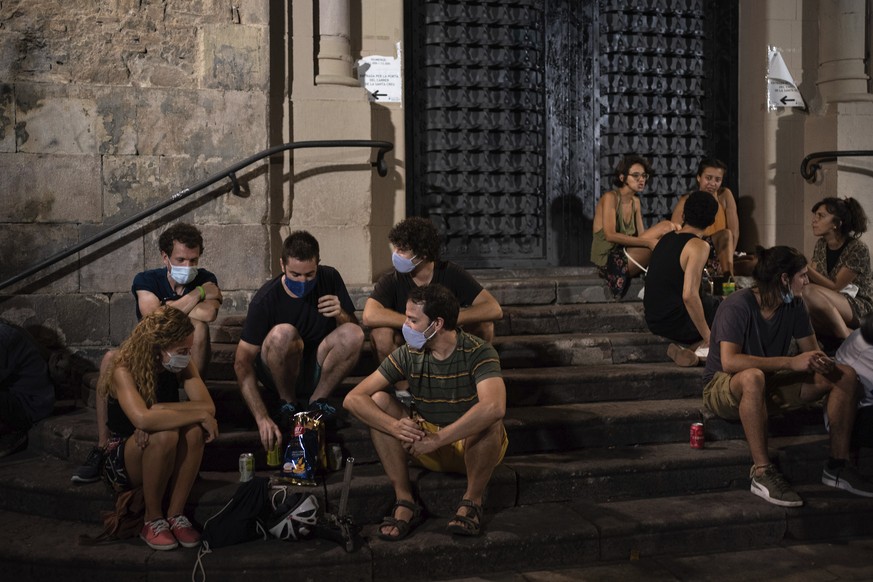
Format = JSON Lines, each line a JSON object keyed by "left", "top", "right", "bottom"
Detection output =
{"left": 817, "top": 0, "right": 873, "bottom": 103}
{"left": 315, "top": 0, "right": 359, "bottom": 87}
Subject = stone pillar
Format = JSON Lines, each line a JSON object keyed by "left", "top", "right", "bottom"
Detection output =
{"left": 315, "top": 0, "right": 359, "bottom": 87}
{"left": 817, "top": 0, "right": 873, "bottom": 103}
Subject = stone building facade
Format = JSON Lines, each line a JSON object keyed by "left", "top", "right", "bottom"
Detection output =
{"left": 1, "top": 0, "right": 873, "bottom": 372}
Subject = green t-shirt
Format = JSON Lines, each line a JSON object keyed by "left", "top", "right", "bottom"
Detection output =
{"left": 378, "top": 331, "right": 502, "bottom": 426}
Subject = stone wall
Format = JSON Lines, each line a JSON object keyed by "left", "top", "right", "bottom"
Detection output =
{"left": 0, "top": 0, "right": 276, "bottom": 371}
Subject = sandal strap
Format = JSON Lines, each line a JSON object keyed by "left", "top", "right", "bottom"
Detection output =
{"left": 456, "top": 499, "right": 482, "bottom": 518}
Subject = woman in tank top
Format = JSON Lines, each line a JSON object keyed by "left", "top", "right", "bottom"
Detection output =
{"left": 591, "top": 154, "right": 679, "bottom": 299}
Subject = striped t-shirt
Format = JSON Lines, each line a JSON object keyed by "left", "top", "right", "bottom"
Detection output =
{"left": 378, "top": 331, "right": 502, "bottom": 426}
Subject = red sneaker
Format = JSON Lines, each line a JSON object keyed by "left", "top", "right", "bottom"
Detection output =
{"left": 140, "top": 518, "right": 178, "bottom": 550}
{"left": 168, "top": 514, "right": 201, "bottom": 548}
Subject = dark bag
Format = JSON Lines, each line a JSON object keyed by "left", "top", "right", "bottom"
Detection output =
{"left": 78, "top": 487, "right": 145, "bottom": 545}
{"left": 201, "top": 476, "right": 270, "bottom": 549}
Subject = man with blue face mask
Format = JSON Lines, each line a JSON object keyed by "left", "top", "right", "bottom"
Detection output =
{"left": 235, "top": 230, "right": 364, "bottom": 453}
{"left": 71, "top": 222, "right": 223, "bottom": 484}
{"left": 364, "top": 217, "right": 503, "bottom": 364}
{"left": 345, "top": 284, "right": 507, "bottom": 540}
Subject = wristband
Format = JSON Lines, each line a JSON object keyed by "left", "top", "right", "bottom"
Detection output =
{"left": 196, "top": 286, "right": 206, "bottom": 302}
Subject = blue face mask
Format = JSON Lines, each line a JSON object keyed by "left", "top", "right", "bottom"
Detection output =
{"left": 781, "top": 288, "right": 794, "bottom": 304}
{"left": 392, "top": 252, "right": 420, "bottom": 274}
{"left": 402, "top": 320, "right": 437, "bottom": 350}
{"left": 162, "top": 351, "right": 190, "bottom": 373}
{"left": 284, "top": 275, "right": 317, "bottom": 298}
{"left": 169, "top": 265, "right": 198, "bottom": 285}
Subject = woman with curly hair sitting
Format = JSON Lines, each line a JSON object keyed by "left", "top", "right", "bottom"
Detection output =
{"left": 98, "top": 305, "right": 218, "bottom": 550}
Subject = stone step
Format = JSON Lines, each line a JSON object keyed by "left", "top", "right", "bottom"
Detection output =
{"left": 0, "top": 435, "right": 864, "bottom": 528}
{"left": 37, "top": 397, "right": 831, "bottom": 474}
{"left": 2, "top": 475, "right": 872, "bottom": 582}
{"left": 203, "top": 330, "right": 677, "bottom": 382}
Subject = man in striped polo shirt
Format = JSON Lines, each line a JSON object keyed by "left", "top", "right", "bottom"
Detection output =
{"left": 344, "top": 283, "right": 507, "bottom": 540}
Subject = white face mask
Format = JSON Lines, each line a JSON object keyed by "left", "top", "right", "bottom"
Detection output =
{"left": 162, "top": 350, "right": 190, "bottom": 373}
{"left": 169, "top": 265, "right": 198, "bottom": 285}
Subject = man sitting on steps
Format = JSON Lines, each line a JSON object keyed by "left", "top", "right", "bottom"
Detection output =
{"left": 345, "top": 283, "right": 507, "bottom": 539}
{"left": 702, "top": 245, "right": 873, "bottom": 507}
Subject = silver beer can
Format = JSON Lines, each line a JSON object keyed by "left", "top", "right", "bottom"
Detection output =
{"left": 239, "top": 452, "right": 254, "bottom": 482}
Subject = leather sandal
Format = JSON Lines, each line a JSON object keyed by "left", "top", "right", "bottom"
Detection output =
{"left": 446, "top": 499, "right": 482, "bottom": 537}
{"left": 377, "top": 499, "right": 423, "bottom": 542}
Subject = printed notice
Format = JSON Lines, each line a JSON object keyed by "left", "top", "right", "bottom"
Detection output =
{"left": 767, "top": 47, "right": 805, "bottom": 110}
{"left": 356, "top": 42, "right": 402, "bottom": 103}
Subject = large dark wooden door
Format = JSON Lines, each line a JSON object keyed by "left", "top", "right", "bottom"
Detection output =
{"left": 405, "top": 0, "right": 737, "bottom": 268}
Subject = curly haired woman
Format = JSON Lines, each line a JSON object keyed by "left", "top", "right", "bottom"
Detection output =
{"left": 804, "top": 197, "right": 873, "bottom": 340}
{"left": 98, "top": 306, "right": 218, "bottom": 550}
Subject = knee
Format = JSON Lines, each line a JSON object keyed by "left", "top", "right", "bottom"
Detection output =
{"left": 734, "top": 369, "right": 766, "bottom": 400}
{"left": 831, "top": 364, "right": 859, "bottom": 396}
{"left": 371, "top": 390, "right": 395, "bottom": 412}
{"left": 337, "top": 323, "right": 365, "bottom": 350}
{"left": 183, "top": 424, "right": 206, "bottom": 449}
{"left": 264, "top": 324, "right": 304, "bottom": 354}
{"left": 148, "top": 428, "right": 181, "bottom": 451}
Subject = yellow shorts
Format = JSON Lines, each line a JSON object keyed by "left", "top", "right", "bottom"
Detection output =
{"left": 703, "top": 370, "right": 825, "bottom": 420}
{"left": 410, "top": 418, "right": 508, "bottom": 475}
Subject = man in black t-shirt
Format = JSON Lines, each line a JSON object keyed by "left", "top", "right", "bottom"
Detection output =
{"left": 235, "top": 231, "right": 364, "bottom": 451}
{"left": 363, "top": 217, "right": 502, "bottom": 363}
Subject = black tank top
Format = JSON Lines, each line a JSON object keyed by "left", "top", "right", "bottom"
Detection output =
{"left": 644, "top": 232, "right": 698, "bottom": 327}
{"left": 106, "top": 370, "right": 181, "bottom": 437}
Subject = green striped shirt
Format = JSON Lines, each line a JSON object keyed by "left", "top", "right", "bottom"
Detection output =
{"left": 378, "top": 331, "right": 503, "bottom": 426}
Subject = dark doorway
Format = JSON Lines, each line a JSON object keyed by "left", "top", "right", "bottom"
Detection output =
{"left": 405, "top": 0, "right": 738, "bottom": 269}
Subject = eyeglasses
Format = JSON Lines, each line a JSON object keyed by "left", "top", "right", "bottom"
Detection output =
{"left": 628, "top": 172, "right": 649, "bottom": 180}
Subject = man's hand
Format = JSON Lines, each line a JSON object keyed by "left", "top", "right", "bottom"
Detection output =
{"left": 390, "top": 417, "right": 426, "bottom": 443}
{"left": 406, "top": 432, "right": 441, "bottom": 456}
{"left": 792, "top": 350, "right": 834, "bottom": 374}
{"left": 317, "top": 295, "right": 342, "bottom": 318}
{"left": 256, "top": 416, "right": 283, "bottom": 451}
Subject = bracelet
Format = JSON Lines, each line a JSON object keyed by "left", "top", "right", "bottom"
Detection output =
{"left": 196, "top": 285, "right": 205, "bottom": 302}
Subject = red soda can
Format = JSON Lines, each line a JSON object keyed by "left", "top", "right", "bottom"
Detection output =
{"left": 690, "top": 422, "right": 705, "bottom": 449}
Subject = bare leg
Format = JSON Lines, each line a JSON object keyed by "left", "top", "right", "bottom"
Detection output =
{"left": 626, "top": 220, "right": 676, "bottom": 275}
{"left": 124, "top": 429, "right": 180, "bottom": 522}
{"left": 369, "top": 391, "right": 415, "bottom": 537}
{"left": 370, "top": 326, "right": 404, "bottom": 364}
{"left": 95, "top": 351, "right": 115, "bottom": 448}
{"left": 310, "top": 323, "right": 365, "bottom": 402}
{"left": 800, "top": 364, "right": 858, "bottom": 460}
{"left": 166, "top": 424, "right": 206, "bottom": 517}
{"left": 448, "top": 420, "right": 504, "bottom": 530}
{"left": 261, "top": 324, "right": 304, "bottom": 403}
{"left": 803, "top": 284, "right": 854, "bottom": 339}
{"left": 710, "top": 229, "right": 735, "bottom": 276}
{"left": 730, "top": 369, "right": 771, "bottom": 470}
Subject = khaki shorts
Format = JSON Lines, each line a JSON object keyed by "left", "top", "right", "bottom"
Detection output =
{"left": 703, "top": 370, "right": 825, "bottom": 420}
{"left": 410, "top": 418, "right": 508, "bottom": 475}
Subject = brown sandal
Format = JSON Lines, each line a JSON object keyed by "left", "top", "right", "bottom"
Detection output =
{"left": 377, "top": 499, "right": 423, "bottom": 541}
{"left": 446, "top": 499, "right": 482, "bottom": 537}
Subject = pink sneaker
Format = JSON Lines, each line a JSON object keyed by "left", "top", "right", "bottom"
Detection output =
{"left": 168, "top": 514, "right": 201, "bottom": 548}
{"left": 140, "top": 518, "right": 178, "bottom": 550}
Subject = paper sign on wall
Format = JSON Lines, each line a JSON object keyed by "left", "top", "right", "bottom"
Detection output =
{"left": 356, "top": 42, "right": 403, "bottom": 103}
{"left": 767, "top": 47, "right": 805, "bottom": 110}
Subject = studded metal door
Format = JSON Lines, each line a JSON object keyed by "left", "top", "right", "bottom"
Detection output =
{"left": 405, "top": 0, "right": 737, "bottom": 268}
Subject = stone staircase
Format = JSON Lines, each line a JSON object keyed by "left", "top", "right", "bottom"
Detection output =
{"left": 2, "top": 268, "right": 873, "bottom": 581}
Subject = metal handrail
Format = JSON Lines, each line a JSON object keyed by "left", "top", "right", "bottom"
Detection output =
{"left": 0, "top": 139, "right": 393, "bottom": 292}
{"left": 801, "top": 150, "right": 873, "bottom": 182}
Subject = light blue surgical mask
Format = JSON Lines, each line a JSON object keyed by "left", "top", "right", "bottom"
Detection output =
{"left": 284, "top": 275, "right": 317, "bottom": 298}
{"left": 392, "top": 252, "right": 420, "bottom": 274}
{"left": 781, "top": 288, "right": 795, "bottom": 304}
{"left": 162, "top": 351, "right": 190, "bottom": 373}
{"left": 402, "top": 320, "right": 437, "bottom": 350}
{"left": 169, "top": 265, "right": 198, "bottom": 285}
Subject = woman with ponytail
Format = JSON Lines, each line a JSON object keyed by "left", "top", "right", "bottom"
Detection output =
{"left": 804, "top": 197, "right": 873, "bottom": 340}
{"left": 98, "top": 306, "right": 218, "bottom": 551}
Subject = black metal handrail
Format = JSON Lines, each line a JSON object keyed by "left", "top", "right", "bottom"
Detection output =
{"left": 801, "top": 150, "right": 873, "bottom": 182}
{"left": 0, "top": 139, "right": 393, "bottom": 292}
